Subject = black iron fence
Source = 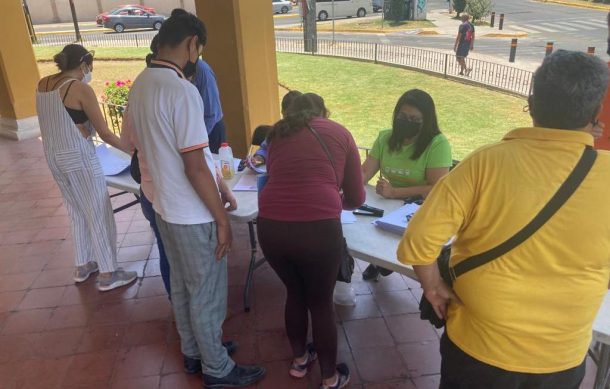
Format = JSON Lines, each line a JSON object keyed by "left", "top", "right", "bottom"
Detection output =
{"left": 36, "top": 33, "right": 534, "bottom": 97}
{"left": 34, "top": 31, "right": 158, "bottom": 48}
{"left": 276, "top": 38, "right": 534, "bottom": 97}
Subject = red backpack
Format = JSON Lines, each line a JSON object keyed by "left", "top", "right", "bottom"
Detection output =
{"left": 465, "top": 23, "right": 474, "bottom": 42}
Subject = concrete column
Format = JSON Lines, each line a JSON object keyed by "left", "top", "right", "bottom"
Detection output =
{"left": 0, "top": 0, "right": 41, "bottom": 140}
{"left": 194, "top": 0, "right": 280, "bottom": 157}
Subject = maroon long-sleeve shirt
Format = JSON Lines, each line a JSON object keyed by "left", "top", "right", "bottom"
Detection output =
{"left": 258, "top": 117, "right": 365, "bottom": 222}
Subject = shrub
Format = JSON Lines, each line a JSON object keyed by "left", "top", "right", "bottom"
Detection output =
{"left": 466, "top": 0, "right": 493, "bottom": 21}
{"left": 453, "top": 0, "right": 467, "bottom": 16}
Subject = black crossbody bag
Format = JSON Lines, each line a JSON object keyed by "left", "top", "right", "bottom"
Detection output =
{"left": 307, "top": 125, "right": 355, "bottom": 283}
{"left": 421, "top": 146, "right": 597, "bottom": 328}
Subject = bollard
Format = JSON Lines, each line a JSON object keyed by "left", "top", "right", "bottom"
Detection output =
{"left": 499, "top": 13, "right": 505, "bottom": 30}
{"left": 490, "top": 12, "right": 496, "bottom": 28}
{"left": 509, "top": 38, "right": 518, "bottom": 63}
{"left": 587, "top": 47, "right": 595, "bottom": 55}
{"left": 545, "top": 42, "right": 553, "bottom": 57}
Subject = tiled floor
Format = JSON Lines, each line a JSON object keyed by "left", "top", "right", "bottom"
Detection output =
{"left": 0, "top": 137, "right": 599, "bottom": 389}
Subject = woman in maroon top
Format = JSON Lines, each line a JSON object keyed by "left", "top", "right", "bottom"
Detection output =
{"left": 257, "top": 94, "right": 365, "bottom": 389}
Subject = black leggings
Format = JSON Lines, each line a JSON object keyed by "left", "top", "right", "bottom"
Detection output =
{"left": 257, "top": 217, "right": 343, "bottom": 379}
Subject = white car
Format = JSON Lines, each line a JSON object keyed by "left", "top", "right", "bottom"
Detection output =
{"left": 302, "top": 0, "right": 373, "bottom": 21}
{"left": 273, "top": 0, "right": 293, "bottom": 14}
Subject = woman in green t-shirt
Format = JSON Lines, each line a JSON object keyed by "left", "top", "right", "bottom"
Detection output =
{"left": 361, "top": 89, "right": 452, "bottom": 280}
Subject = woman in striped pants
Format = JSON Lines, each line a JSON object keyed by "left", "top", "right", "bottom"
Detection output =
{"left": 36, "top": 44, "right": 137, "bottom": 291}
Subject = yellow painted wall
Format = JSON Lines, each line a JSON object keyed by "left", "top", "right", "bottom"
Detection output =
{"left": 194, "top": 0, "right": 280, "bottom": 157}
{"left": 0, "top": 0, "right": 40, "bottom": 119}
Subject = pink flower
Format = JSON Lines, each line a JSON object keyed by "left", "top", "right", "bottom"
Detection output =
{"left": 105, "top": 81, "right": 109, "bottom": 86}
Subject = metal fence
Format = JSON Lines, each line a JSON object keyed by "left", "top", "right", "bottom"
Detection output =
{"left": 276, "top": 38, "right": 534, "bottom": 97}
{"left": 35, "top": 33, "right": 534, "bottom": 97}
{"left": 34, "top": 31, "right": 158, "bottom": 48}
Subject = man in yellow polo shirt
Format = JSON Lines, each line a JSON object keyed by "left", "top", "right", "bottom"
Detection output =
{"left": 397, "top": 50, "right": 610, "bottom": 388}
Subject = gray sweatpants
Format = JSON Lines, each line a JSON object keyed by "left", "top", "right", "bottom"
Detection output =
{"left": 155, "top": 215, "right": 235, "bottom": 378}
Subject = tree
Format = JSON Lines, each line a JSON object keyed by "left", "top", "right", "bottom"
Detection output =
{"left": 453, "top": 0, "right": 466, "bottom": 17}
{"left": 466, "top": 0, "right": 493, "bottom": 22}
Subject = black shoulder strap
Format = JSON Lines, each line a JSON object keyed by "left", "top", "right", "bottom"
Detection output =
{"left": 450, "top": 146, "right": 597, "bottom": 280}
{"left": 307, "top": 125, "right": 340, "bottom": 189}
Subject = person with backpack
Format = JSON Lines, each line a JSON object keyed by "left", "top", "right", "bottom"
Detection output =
{"left": 454, "top": 13, "right": 475, "bottom": 76}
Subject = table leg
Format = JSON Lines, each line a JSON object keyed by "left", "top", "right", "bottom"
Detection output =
{"left": 243, "top": 221, "right": 266, "bottom": 313}
{"left": 594, "top": 343, "right": 610, "bottom": 389}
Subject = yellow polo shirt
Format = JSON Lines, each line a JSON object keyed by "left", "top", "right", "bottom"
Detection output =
{"left": 397, "top": 127, "right": 610, "bottom": 373}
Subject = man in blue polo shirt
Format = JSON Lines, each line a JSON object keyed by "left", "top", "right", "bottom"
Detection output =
{"left": 193, "top": 58, "right": 226, "bottom": 153}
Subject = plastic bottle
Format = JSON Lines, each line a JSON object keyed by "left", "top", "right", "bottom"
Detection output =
{"left": 219, "top": 143, "right": 235, "bottom": 179}
{"left": 333, "top": 281, "right": 356, "bottom": 306}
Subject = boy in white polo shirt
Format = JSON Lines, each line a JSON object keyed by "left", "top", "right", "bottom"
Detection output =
{"left": 127, "top": 9, "right": 265, "bottom": 388}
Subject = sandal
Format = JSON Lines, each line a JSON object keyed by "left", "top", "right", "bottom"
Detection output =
{"left": 289, "top": 343, "right": 317, "bottom": 378}
{"left": 320, "top": 363, "right": 350, "bottom": 389}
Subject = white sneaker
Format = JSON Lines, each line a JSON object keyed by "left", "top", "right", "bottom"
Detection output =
{"left": 97, "top": 268, "right": 137, "bottom": 292}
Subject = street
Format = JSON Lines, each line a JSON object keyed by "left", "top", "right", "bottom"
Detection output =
{"left": 32, "top": 0, "right": 609, "bottom": 65}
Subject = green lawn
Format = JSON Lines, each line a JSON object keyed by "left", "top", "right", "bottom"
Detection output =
{"left": 36, "top": 50, "right": 530, "bottom": 160}
{"left": 276, "top": 53, "right": 530, "bottom": 159}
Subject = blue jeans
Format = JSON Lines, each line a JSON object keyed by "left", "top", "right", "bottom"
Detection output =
{"left": 155, "top": 215, "right": 235, "bottom": 378}
{"left": 139, "top": 190, "right": 171, "bottom": 296}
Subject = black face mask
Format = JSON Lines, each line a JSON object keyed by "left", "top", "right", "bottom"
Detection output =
{"left": 606, "top": 38, "right": 610, "bottom": 56}
{"left": 183, "top": 42, "right": 198, "bottom": 79}
{"left": 394, "top": 117, "right": 422, "bottom": 139}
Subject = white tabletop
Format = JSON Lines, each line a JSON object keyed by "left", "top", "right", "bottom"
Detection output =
{"left": 103, "top": 149, "right": 258, "bottom": 224}
{"left": 343, "top": 186, "right": 417, "bottom": 280}
{"left": 593, "top": 292, "right": 610, "bottom": 345}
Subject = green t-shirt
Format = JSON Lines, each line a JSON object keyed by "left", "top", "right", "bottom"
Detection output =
{"left": 369, "top": 130, "right": 452, "bottom": 187}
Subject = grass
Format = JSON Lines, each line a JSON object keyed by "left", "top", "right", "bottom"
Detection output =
{"left": 276, "top": 53, "right": 530, "bottom": 159}
{"left": 36, "top": 51, "right": 530, "bottom": 160}
{"left": 34, "top": 46, "right": 150, "bottom": 61}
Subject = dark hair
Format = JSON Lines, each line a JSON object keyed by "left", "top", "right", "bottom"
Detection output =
{"left": 281, "top": 90, "right": 303, "bottom": 115}
{"left": 157, "top": 8, "right": 207, "bottom": 49}
{"left": 530, "top": 50, "right": 608, "bottom": 130}
{"left": 53, "top": 44, "right": 93, "bottom": 72}
{"left": 389, "top": 89, "right": 441, "bottom": 160}
{"left": 145, "top": 34, "right": 159, "bottom": 66}
{"left": 269, "top": 93, "right": 329, "bottom": 142}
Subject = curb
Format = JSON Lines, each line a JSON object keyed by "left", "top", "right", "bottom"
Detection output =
{"left": 36, "top": 28, "right": 110, "bottom": 36}
{"left": 534, "top": 0, "right": 610, "bottom": 11}
{"left": 274, "top": 27, "right": 424, "bottom": 34}
{"left": 483, "top": 32, "right": 529, "bottom": 38}
{"left": 274, "top": 13, "right": 298, "bottom": 19}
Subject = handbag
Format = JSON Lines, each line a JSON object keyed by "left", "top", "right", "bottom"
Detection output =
{"left": 306, "top": 125, "right": 355, "bottom": 283}
{"left": 420, "top": 146, "right": 597, "bottom": 328}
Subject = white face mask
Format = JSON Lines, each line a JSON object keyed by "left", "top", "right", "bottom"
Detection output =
{"left": 82, "top": 65, "right": 92, "bottom": 84}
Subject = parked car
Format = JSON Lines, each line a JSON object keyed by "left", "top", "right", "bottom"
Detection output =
{"left": 306, "top": 0, "right": 373, "bottom": 21}
{"left": 273, "top": 0, "right": 293, "bottom": 14}
{"left": 372, "top": 0, "right": 384, "bottom": 12}
{"left": 96, "top": 5, "right": 156, "bottom": 26}
{"left": 101, "top": 8, "right": 166, "bottom": 33}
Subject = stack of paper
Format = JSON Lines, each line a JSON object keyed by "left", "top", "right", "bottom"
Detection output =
{"left": 373, "top": 203, "right": 421, "bottom": 235}
{"left": 340, "top": 210, "right": 357, "bottom": 224}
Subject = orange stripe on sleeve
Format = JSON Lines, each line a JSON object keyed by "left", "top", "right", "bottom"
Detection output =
{"left": 180, "top": 143, "right": 208, "bottom": 153}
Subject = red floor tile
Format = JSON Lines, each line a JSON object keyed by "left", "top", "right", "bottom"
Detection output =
{"left": 159, "top": 373, "right": 202, "bottom": 389}
{"left": 398, "top": 341, "right": 441, "bottom": 377}
{"left": 90, "top": 300, "right": 136, "bottom": 325}
{"left": 129, "top": 295, "right": 172, "bottom": 322}
{"left": 364, "top": 382, "right": 417, "bottom": 389}
{"left": 258, "top": 330, "right": 293, "bottom": 362}
{"left": 0, "top": 271, "right": 39, "bottom": 292}
{"left": 78, "top": 323, "right": 128, "bottom": 353}
{"left": 61, "top": 350, "right": 117, "bottom": 388}
{"left": 112, "top": 343, "right": 166, "bottom": 380}
{"left": 111, "top": 376, "right": 161, "bottom": 389}
{"left": 46, "top": 304, "right": 92, "bottom": 330}
{"left": 256, "top": 360, "right": 310, "bottom": 389}
{"left": 31, "top": 267, "right": 75, "bottom": 289}
{"left": 161, "top": 341, "right": 184, "bottom": 375}
{"left": 0, "top": 333, "right": 38, "bottom": 363}
{"left": 123, "top": 320, "right": 170, "bottom": 347}
{"left": 374, "top": 290, "right": 421, "bottom": 316}
{"left": 18, "top": 286, "right": 66, "bottom": 310}
{"left": 34, "top": 327, "right": 86, "bottom": 358}
{"left": 122, "top": 231, "right": 155, "bottom": 247}
{"left": 13, "top": 356, "right": 72, "bottom": 389}
{"left": 336, "top": 294, "right": 382, "bottom": 321}
{"left": 136, "top": 276, "right": 169, "bottom": 298}
{"left": 1, "top": 307, "right": 53, "bottom": 335}
{"left": 0, "top": 290, "right": 26, "bottom": 313}
{"left": 411, "top": 374, "right": 441, "bottom": 389}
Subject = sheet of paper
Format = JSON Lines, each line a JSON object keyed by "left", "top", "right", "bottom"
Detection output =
{"left": 95, "top": 144, "right": 130, "bottom": 176}
{"left": 232, "top": 173, "right": 258, "bottom": 192}
{"left": 373, "top": 203, "right": 421, "bottom": 235}
{"left": 341, "top": 210, "right": 357, "bottom": 224}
